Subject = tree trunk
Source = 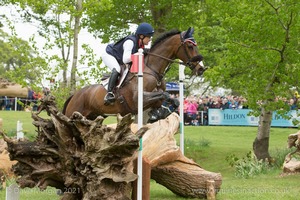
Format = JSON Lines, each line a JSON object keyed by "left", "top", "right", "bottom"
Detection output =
{"left": 1, "top": 95, "right": 222, "bottom": 199}
{"left": 253, "top": 107, "right": 272, "bottom": 160}
{"left": 130, "top": 113, "right": 222, "bottom": 198}
{"left": 70, "top": 0, "right": 82, "bottom": 93}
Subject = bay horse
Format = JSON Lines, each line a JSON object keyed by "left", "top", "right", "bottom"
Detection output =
{"left": 63, "top": 27, "right": 205, "bottom": 120}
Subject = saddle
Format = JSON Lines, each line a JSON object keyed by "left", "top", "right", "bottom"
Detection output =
{"left": 100, "top": 64, "right": 130, "bottom": 90}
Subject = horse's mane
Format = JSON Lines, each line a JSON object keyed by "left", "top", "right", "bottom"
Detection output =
{"left": 151, "top": 29, "right": 181, "bottom": 50}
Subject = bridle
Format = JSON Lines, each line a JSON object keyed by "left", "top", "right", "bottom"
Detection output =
{"left": 143, "top": 31, "right": 203, "bottom": 86}
{"left": 145, "top": 32, "right": 203, "bottom": 72}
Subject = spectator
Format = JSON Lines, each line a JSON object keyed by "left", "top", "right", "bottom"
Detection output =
{"left": 186, "top": 98, "right": 198, "bottom": 125}
{"left": 197, "top": 98, "right": 209, "bottom": 125}
{"left": 288, "top": 98, "right": 297, "bottom": 110}
{"left": 220, "top": 98, "right": 230, "bottom": 110}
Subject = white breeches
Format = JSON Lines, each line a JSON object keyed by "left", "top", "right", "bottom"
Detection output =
{"left": 101, "top": 51, "right": 121, "bottom": 73}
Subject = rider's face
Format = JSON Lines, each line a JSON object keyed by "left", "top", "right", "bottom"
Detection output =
{"left": 143, "top": 36, "right": 151, "bottom": 45}
{"left": 140, "top": 35, "right": 151, "bottom": 45}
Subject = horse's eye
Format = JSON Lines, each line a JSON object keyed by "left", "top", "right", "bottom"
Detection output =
{"left": 188, "top": 44, "right": 194, "bottom": 49}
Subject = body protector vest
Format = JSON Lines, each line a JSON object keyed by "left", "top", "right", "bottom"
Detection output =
{"left": 106, "top": 35, "right": 139, "bottom": 64}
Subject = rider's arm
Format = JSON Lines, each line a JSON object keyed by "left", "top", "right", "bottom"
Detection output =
{"left": 122, "top": 40, "right": 134, "bottom": 64}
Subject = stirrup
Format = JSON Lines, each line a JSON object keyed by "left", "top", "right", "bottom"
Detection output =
{"left": 104, "top": 92, "right": 116, "bottom": 105}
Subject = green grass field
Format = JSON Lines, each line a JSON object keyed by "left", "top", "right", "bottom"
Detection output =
{"left": 1, "top": 110, "right": 300, "bottom": 199}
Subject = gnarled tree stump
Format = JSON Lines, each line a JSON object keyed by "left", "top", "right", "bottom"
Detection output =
{"left": 1, "top": 95, "right": 222, "bottom": 199}
{"left": 0, "top": 139, "right": 17, "bottom": 189}
{"left": 283, "top": 131, "right": 300, "bottom": 173}
{"left": 1, "top": 96, "right": 145, "bottom": 200}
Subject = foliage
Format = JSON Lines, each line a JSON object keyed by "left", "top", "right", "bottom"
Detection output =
{"left": 226, "top": 151, "right": 270, "bottom": 178}
{"left": 199, "top": 0, "right": 300, "bottom": 160}
{"left": 1, "top": 0, "right": 209, "bottom": 95}
{"left": 84, "top": 0, "right": 205, "bottom": 41}
{"left": 84, "top": 0, "right": 208, "bottom": 85}
{"left": 204, "top": 0, "right": 300, "bottom": 113}
{"left": 49, "top": 85, "right": 72, "bottom": 111}
{"left": 226, "top": 148, "right": 295, "bottom": 179}
{"left": 0, "top": 29, "right": 47, "bottom": 88}
{"left": 1, "top": 0, "right": 107, "bottom": 93}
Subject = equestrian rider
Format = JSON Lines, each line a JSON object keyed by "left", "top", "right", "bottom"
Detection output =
{"left": 101, "top": 22, "right": 154, "bottom": 105}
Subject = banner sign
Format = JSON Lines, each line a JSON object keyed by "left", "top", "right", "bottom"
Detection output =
{"left": 166, "top": 82, "right": 180, "bottom": 91}
{"left": 208, "top": 109, "right": 300, "bottom": 127}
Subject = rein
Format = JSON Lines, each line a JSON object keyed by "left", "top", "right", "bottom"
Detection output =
{"left": 146, "top": 52, "right": 186, "bottom": 65}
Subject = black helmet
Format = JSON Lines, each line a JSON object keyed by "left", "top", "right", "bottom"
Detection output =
{"left": 136, "top": 22, "right": 154, "bottom": 37}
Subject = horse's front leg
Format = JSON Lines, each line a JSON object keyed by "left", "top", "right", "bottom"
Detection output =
{"left": 132, "top": 90, "right": 167, "bottom": 124}
{"left": 142, "top": 91, "right": 169, "bottom": 109}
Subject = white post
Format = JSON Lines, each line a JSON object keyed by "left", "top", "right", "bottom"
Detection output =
{"left": 16, "top": 121, "right": 24, "bottom": 140}
{"left": 14, "top": 97, "right": 17, "bottom": 111}
{"left": 179, "top": 64, "right": 185, "bottom": 154}
{"left": 137, "top": 48, "right": 144, "bottom": 200}
{"left": 6, "top": 183, "right": 20, "bottom": 200}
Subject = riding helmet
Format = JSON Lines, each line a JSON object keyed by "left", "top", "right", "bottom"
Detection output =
{"left": 136, "top": 23, "right": 154, "bottom": 37}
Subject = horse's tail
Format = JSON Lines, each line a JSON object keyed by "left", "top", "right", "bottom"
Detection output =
{"left": 62, "top": 95, "right": 73, "bottom": 114}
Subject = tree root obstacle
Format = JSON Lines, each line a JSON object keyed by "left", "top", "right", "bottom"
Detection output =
{"left": 283, "top": 131, "right": 300, "bottom": 173}
{"left": 0, "top": 95, "right": 222, "bottom": 199}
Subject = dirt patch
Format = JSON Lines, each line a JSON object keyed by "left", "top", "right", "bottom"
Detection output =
{"left": 0, "top": 139, "right": 17, "bottom": 188}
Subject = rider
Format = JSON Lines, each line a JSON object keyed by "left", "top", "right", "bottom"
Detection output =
{"left": 101, "top": 22, "right": 154, "bottom": 105}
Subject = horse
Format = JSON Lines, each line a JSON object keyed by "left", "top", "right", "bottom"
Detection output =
{"left": 62, "top": 27, "right": 206, "bottom": 120}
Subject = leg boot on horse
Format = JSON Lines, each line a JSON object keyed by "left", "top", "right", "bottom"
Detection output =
{"left": 104, "top": 68, "right": 120, "bottom": 106}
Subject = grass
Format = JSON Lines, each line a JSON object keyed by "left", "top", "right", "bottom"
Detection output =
{"left": 1, "top": 110, "right": 300, "bottom": 199}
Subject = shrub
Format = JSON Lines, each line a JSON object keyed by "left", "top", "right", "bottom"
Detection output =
{"left": 226, "top": 151, "right": 271, "bottom": 178}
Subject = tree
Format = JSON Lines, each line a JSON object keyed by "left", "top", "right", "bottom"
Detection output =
{"left": 0, "top": 29, "right": 47, "bottom": 88}
{"left": 2, "top": 0, "right": 208, "bottom": 94}
{"left": 204, "top": 0, "right": 300, "bottom": 160}
{"left": 84, "top": 0, "right": 205, "bottom": 41}
{"left": 2, "top": 0, "right": 108, "bottom": 94}
{"left": 84, "top": 0, "right": 206, "bottom": 85}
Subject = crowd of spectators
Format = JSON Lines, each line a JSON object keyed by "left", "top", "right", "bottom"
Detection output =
{"left": 174, "top": 93, "right": 298, "bottom": 126}
{"left": 180, "top": 95, "right": 249, "bottom": 126}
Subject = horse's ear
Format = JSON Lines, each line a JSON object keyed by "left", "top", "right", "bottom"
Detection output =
{"left": 184, "top": 27, "right": 194, "bottom": 39}
{"left": 190, "top": 27, "right": 194, "bottom": 35}
{"left": 185, "top": 27, "right": 191, "bottom": 38}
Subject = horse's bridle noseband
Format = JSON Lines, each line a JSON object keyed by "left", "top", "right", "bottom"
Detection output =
{"left": 176, "top": 32, "right": 203, "bottom": 70}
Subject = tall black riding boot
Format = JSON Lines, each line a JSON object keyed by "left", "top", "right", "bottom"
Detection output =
{"left": 104, "top": 68, "right": 119, "bottom": 105}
